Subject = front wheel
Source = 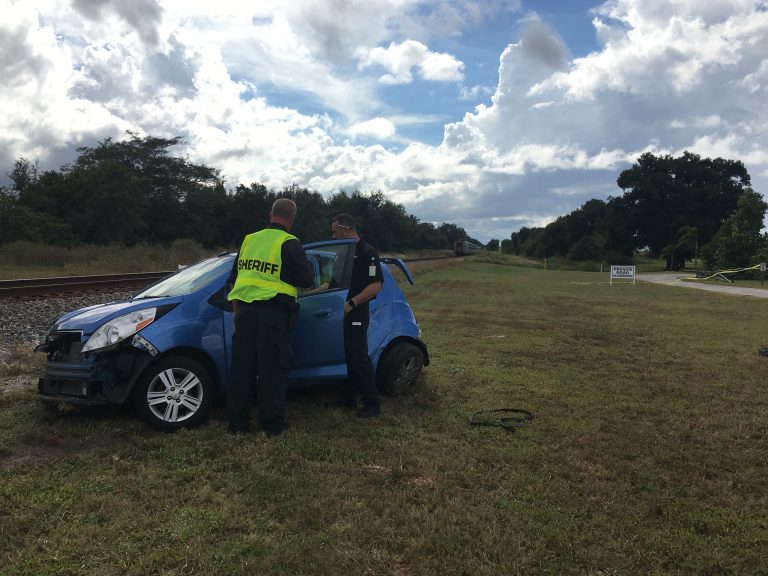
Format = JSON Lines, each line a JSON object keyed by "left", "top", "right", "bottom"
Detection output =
{"left": 133, "top": 356, "right": 214, "bottom": 431}
{"left": 376, "top": 342, "right": 425, "bottom": 396}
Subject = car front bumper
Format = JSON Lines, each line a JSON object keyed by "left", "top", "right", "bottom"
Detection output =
{"left": 36, "top": 331, "right": 153, "bottom": 405}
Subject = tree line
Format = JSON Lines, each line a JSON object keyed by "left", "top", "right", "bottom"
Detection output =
{"left": 2, "top": 133, "right": 765, "bottom": 271}
{"left": 0, "top": 133, "right": 478, "bottom": 253}
{"left": 501, "top": 152, "right": 767, "bottom": 271}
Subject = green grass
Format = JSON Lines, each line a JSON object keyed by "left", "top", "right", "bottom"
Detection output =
{"left": 2, "top": 262, "right": 768, "bottom": 575}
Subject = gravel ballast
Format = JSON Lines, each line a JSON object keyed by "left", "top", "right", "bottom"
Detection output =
{"left": 0, "top": 289, "right": 135, "bottom": 353}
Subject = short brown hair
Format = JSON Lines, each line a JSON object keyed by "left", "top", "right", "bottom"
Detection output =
{"left": 332, "top": 213, "right": 356, "bottom": 231}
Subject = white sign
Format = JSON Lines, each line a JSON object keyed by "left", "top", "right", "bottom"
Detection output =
{"left": 610, "top": 265, "right": 636, "bottom": 285}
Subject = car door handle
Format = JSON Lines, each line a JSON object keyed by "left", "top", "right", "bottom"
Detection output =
{"left": 313, "top": 308, "right": 332, "bottom": 318}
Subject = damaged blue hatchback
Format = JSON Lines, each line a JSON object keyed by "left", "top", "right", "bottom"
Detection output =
{"left": 36, "top": 239, "right": 429, "bottom": 430}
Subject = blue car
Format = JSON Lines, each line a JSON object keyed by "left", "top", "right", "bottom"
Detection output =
{"left": 36, "top": 239, "right": 429, "bottom": 431}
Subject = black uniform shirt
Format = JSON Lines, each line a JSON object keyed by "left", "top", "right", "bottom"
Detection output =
{"left": 228, "top": 223, "right": 313, "bottom": 305}
{"left": 347, "top": 239, "right": 383, "bottom": 303}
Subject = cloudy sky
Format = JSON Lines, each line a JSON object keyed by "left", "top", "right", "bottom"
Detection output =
{"left": 2, "top": 0, "right": 767, "bottom": 242}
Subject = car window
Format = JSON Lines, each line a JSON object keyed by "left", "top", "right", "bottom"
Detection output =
{"left": 300, "top": 244, "right": 353, "bottom": 297}
{"left": 134, "top": 256, "right": 233, "bottom": 298}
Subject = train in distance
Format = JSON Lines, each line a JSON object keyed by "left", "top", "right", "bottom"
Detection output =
{"left": 454, "top": 239, "right": 484, "bottom": 256}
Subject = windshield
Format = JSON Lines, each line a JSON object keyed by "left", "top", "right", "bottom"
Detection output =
{"left": 134, "top": 256, "right": 232, "bottom": 298}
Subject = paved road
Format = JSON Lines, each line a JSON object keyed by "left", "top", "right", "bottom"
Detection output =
{"left": 638, "top": 273, "right": 768, "bottom": 298}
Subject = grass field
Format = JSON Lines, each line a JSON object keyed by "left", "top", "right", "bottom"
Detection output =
{"left": 2, "top": 261, "right": 767, "bottom": 575}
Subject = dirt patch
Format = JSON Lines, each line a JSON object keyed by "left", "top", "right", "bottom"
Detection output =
{"left": 638, "top": 273, "right": 768, "bottom": 298}
{"left": 1, "top": 435, "right": 137, "bottom": 472}
{"left": 1, "top": 441, "right": 90, "bottom": 472}
{"left": 0, "top": 415, "right": 152, "bottom": 472}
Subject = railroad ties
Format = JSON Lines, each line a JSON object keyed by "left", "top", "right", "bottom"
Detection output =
{"left": 0, "top": 272, "right": 174, "bottom": 299}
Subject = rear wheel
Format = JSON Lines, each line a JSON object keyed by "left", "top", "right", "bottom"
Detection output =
{"left": 133, "top": 356, "right": 214, "bottom": 431}
{"left": 376, "top": 342, "right": 425, "bottom": 396}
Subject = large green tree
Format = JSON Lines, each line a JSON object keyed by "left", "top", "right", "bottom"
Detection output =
{"left": 616, "top": 152, "right": 750, "bottom": 267}
{"left": 700, "top": 188, "right": 767, "bottom": 270}
{"left": 660, "top": 226, "right": 699, "bottom": 271}
{"left": 64, "top": 160, "right": 150, "bottom": 245}
{"left": 503, "top": 152, "right": 752, "bottom": 266}
{"left": 329, "top": 191, "right": 418, "bottom": 251}
{"left": 283, "top": 185, "right": 331, "bottom": 244}
{"left": 3, "top": 160, "right": 75, "bottom": 245}
{"left": 181, "top": 183, "right": 229, "bottom": 247}
{"left": 435, "top": 222, "right": 468, "bottom": 249}
{"left": 71, "top": 132, "right": 223, "bottom": 244}
{"left": 1, "top": 132, "right": 483, "bottom": 253}
{"left": 223, "top": 183, "right": 274, "bottom": 248}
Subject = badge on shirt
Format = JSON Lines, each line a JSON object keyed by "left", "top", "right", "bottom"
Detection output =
{"left": 369, "top": 265, "right": 376, "bottom": 276}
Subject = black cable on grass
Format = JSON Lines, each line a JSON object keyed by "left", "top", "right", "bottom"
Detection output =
{"left": 469, "top": 408, "right": 535, "bottom": 432}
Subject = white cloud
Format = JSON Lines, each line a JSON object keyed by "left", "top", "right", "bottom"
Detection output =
{"left": 459, "top": 84, "right": 494, "bottom": 100}
{"left": 2, "top": 0, "right": 768, "bottom": 243}
{"left": 681, "top": 134, "right": 768, "bottom": 167}
{"left": 540, "top": 0, "right": 762, "bottom": 101}
{"left": 0, "top": 2, "right": 135, "bottom": 165}
{"left": 518, "top": 18, "right": 569, "bottom": 70}
{"left": 347, "top": 118, "right": 397, "bottom": 140}
{"left": 71, "top": 0, "right": 164, "bottom": 47}
{"left": 394, "top": 1, "right": 768, "bottom": 235}
{"left": 358, "top": 40, "right": 464, "bottom": 84}
{"left": 669, "top": 115, "right": 725, "bottom": 129}
{"left": 737, "top": 58, "right": 768, "bottom": 94}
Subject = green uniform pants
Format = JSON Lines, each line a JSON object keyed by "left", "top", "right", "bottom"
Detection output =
{"left": 226, "top": 302, "right": 293, "bottom": 434}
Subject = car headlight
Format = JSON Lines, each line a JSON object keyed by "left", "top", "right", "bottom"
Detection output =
{"left": 82, "top": 308, "right": 158, "bottom": 353}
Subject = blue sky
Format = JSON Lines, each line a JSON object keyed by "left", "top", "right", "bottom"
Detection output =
{"left": 2, "top": 0, "right": 768, "bottom": 243}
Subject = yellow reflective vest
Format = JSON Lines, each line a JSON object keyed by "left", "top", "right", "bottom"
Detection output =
{"left": 227, "top": 228, "right": 299, "bottom": 302}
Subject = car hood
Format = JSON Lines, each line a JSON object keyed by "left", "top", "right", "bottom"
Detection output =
{"left": 52, "top": 296, "right": 182, "bottom": 334}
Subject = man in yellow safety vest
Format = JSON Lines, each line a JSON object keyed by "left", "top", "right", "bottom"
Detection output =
{"left": 226, "top": 198, "right": 314, "bottom": 436}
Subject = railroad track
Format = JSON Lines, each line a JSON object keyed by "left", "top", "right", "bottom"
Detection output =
{"left": 0, "top": 272, "right": 174, "bottom": 298}
{"left": 0, "top": 255, "right": 464, "bottom": 299}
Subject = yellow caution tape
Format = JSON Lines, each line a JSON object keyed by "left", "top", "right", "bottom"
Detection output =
{"left": 678, "top": 264, "right": 761, "bottom": 282}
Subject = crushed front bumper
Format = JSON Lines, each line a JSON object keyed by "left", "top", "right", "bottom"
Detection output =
{"left": 36, "top": 330, "right": 152, "bottom": 405}
{"left": 38, "top": 360, "right": 104, "bottom": 405}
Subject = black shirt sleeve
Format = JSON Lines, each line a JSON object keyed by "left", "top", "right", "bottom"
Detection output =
{"left": 281, "top": 238, "right": 314, "bottom": 289}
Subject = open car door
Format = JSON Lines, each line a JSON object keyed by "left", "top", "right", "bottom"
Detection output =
{"left": 289, "top": 241, "right": 355, "bottom": 384}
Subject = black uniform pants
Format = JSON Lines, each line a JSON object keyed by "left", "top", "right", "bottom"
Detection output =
{"left": 340, "top": 305, "right": 380, "bottom": 408}
{"left": 226, "top": 302, "right": 293, "bottom": 434}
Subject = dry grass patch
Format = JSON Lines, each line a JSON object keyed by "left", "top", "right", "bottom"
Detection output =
{"left": 0, "top": 344, "right": 41, "bottom": 379}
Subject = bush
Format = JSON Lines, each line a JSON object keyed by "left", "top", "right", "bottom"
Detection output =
{"left": 472, "top": 252, "right": 545, "bottom": 268}
{"left": 169, "top": 239, "right": 210, "bottom": 267}
{"left": 0, "top": 241, "right": 68, "bottom": 267}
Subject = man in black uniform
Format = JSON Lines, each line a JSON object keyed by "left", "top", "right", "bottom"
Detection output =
{"left": 226, "top": 198, "right": 314, "bottom": 436}
{"left": 328, "top": 214, "right": 384, "bottom": 417}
